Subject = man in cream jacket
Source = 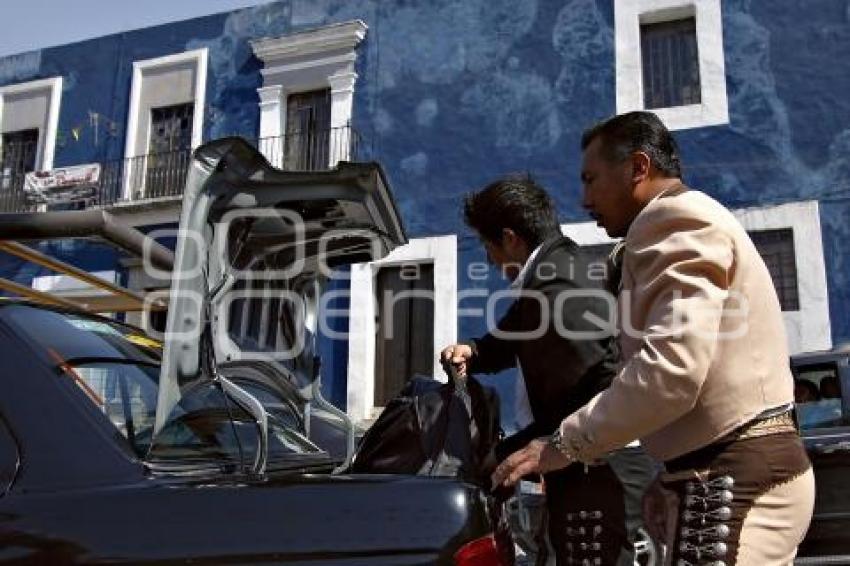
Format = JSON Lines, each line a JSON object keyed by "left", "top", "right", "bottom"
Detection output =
{"left": 493, "top": 111, "right": 815, "bottom": 565}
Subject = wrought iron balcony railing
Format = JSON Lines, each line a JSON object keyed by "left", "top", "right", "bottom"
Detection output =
{"left": 257, "top": 125, "right": 361, "bottom": 171}
{"left": 0, "top": 125, "right": 363, "bottom": 213}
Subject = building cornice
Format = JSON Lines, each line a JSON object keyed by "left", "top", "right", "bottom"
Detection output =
{"left": 251, "top": 20, "right": 368, "bottom": 64}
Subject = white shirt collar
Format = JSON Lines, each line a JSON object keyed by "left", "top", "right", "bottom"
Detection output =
{"left": 510, "top": 244, "right": 543, "bottom": 289}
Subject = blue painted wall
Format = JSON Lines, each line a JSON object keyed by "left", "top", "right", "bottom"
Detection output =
{"left": 2, "top": 0, "right": 849, "bottom": 423}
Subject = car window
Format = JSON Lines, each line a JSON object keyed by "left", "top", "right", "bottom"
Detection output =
{"left": 0, "top": 416, "right": 19, "bottom": 496}
{"left": 230, "top": 379, "right": 303, "bottom": 432}
{"left": 0, "top": 304, "right": 161, "bottom": 366}
{"left": 0, "top": 305, "right": 163, "bottom": 457}
{"left": 71, "top": 362, "right": 159, "bottom": 458}
{"left": 794, "top": 362, "right": 846, "bottom": 430}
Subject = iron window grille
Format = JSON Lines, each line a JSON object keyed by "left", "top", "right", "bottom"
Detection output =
{"left": 641, "top": 17, "right": 702, "bottom": 109}
{"left": 284, "top": 89, "right": 332, "bottom": 171}
{"left": 748, "top": 228, "right": 800, "bottom": 312}
{"left": 143, "top": 103, "right": 194, "bottom": 199}
{"left": 0, "top": 129, "right": 39, "bottom": 212}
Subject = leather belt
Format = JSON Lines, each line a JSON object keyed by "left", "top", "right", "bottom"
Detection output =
{"left": 666, "top": 411, "right": 797, "bottom": 473}
{"left": 722, "top": 411, "right": 796, "bottom": 443}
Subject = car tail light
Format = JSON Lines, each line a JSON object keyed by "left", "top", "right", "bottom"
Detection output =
{"left": 453, "top": 533, "right": 512, "bottom": 566}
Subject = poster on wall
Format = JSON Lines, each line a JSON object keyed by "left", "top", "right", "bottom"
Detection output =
{"left": 23, "top": 163, "right": 101, "bottom": 206}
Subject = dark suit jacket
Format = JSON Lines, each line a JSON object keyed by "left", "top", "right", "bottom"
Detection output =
{"left": 467, "top": 235, "right": 619, "bottom": 456}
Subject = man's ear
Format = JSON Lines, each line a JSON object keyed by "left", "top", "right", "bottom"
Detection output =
{"left": 631, "top": 151, "right": 651, "bottom": 183}
{"left": 503, "top": 228, "right": 528, "bottom": 257}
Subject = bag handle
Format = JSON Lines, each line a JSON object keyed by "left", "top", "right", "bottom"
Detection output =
{"left": 423, "top": 361, "right": 464, "bottom": 469}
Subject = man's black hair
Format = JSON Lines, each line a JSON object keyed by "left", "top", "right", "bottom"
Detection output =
{"left": 795, "top": 379, "right": 821, "bottom": 402}
{"left": 581, "top": 111, "right": 682, "bottom": 178}
{"left": 463, "top": 175, "right": 561, "bottom": 248}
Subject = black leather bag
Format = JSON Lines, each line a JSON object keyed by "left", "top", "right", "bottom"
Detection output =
{"left": 348, "top": 368, "right": 501, "bottom": 486}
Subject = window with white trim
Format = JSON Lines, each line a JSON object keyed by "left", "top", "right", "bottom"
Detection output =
{"left": 641, "top": 16, "right": 701, "bottom": 109}
{"left": 733, "top": 201, "right": 829, "bottom": 355}
{"left": 145, "top": 102, "right": 194, "bottom": 198}
{"left": 616, "top": 0, "right": 728, "bottom": 130}
{"left": 251, "top": 20, "right": 367, "bottom": 169}
{"left": 347, "top": 235, "right": 457, "bottom": 423}
{"left": 284, "top": 89, "right": 332, "bottom": 170}
{"left": 124, "top": 49, "right": 207, "bottom": 200}
{"left": 373, "top": 262, "right": 435, "bottom": 405}
{"left": 747, "top": 228, "right": 800, "bottom": 312}
{"left": 563, "top": 200, "right": 831, "bottom": 356}
{"left": 0, "top": 77, "right": 62, "bottom": 208}
{"left": 1, "top": 129, "right": 38, "bottom": 194}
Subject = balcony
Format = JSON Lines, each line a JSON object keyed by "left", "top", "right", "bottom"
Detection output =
{"left": 0, "top": 125, "right": 363, "bottom": 213}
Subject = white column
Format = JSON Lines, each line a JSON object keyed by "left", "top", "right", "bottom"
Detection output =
{"left": 347, "top": 262, "right": 378, "bottom": 422}
{"left": 328, "top": 72, "right": 357, "bottom": 165}
{"left": 257, "top": 85, "right": 284, "bottom": 167}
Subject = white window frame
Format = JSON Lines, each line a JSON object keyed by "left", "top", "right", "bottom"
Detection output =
{"left": 561, "top": 199, "right": 831, "bottom": 356}
{"left": 250, "top": 20, "right": 367, "bottom": 168}
{"left": 615, "top": 0, "right": 728, "bottom": 130}
{"left": 734, "top": 200, "right": 831, "bottom": 355}
{"left": 347, "top": 235, "right": 457, "bottom": 423}
{"left": 123, "top": 48, "right": 208, "bottom": 199}
{"left": 0, "top": 76, "right": 63, "bottom": 171}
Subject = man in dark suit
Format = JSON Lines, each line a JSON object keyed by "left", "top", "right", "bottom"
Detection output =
{"left": 442, "top": 176, "right": 654, "bottom": 565}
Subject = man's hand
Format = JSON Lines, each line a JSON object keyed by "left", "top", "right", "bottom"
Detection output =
{"left": 491, "top": 438, "right": 572, "bottom": 488}
{"left": 440, "top": 344, "right": 473, "bottom": 378}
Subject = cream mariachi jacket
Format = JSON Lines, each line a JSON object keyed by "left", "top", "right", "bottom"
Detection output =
{"left": 559, "top": 187, "right": 794, "bottom": 462}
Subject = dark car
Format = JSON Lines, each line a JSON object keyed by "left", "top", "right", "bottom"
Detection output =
{"left": 792, "top": 345, "right": 850, "bottom": 563}
{"left": 0, "top": 138, "right": 512, "bottom": 565}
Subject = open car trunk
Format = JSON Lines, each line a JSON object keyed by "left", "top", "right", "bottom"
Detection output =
{"left": 155, "top": 137, "right": 407, "bottom": 470}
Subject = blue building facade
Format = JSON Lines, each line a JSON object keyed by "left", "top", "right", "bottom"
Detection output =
{"left": 1, "top": 0, "right": 847, "bottom": 427}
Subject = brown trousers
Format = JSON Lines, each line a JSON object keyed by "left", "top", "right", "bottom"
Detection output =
{"left": 644, "top": 431, "right": 814, "bottom": 565}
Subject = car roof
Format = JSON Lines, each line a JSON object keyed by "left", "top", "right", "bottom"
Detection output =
{"left": 791, "top": 344, "right": 850, "bottom": 366}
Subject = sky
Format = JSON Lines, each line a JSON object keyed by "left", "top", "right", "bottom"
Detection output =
{"left": 0, "top": 0, "right": 275, "bottom": 56}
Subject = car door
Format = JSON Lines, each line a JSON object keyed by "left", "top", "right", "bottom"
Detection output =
{"left": 793, "top": 352, "right": 850, "bottom": 558}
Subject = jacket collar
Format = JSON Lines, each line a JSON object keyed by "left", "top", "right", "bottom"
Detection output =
{"left": 510, "top": 244, "right": 543, "bottom": 289}
{"left": 625, "top": 182, "right": 690, "bottom": 242}
{"left": 514, "top": 235, "right": 576, "bottom": 289}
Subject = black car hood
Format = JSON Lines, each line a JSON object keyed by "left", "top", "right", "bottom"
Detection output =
{"left": 156, "top": 138, "right": 406, "bottom": 434}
